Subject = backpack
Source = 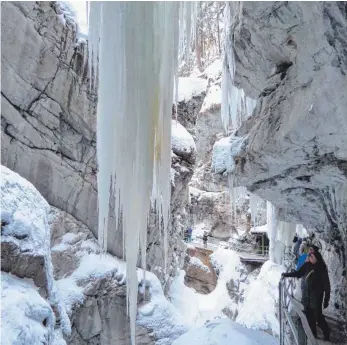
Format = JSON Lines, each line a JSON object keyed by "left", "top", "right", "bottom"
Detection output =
{"left": 297, "top": 253, "right": 307, "bottom": 270}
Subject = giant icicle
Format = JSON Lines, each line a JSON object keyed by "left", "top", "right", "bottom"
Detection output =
{"left": 89, "top": 3, "right": 192, "bottom": 344}
{"left": 267, "top": 201, "right": 277, "bottom": 263}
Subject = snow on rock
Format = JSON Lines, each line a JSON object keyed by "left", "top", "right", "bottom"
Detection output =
{"left": 211, "top": 135, "right": 247, "bottom": 174}
{"left": 172, "top": 319, "right": 279, "bottom": 345}
{"left": 1, "top": 272, "right": 55, "bottom": 345}
{"left": 171, "top": 120, "right": 197, "bottom": 163}
{"left": 55, "top": 252, "right": 126, "bottom": 314}
{"left": 137, "top": 271, "right": 187, "bottom": 345}
{"left": 170, "top": 248, "right": 252, "bottom": 327}
{"left": 178, "top": 77, "right": 208, "bottom": 103}
{"left": 1, "top": 165, "right": 51, "bottom": 256}
{"left": 1, "top": 166, "right": 71, "bottom": 339}
{"left": 189, "top": 257, "right": 211, "bottom": 273}
{"left": 199, "top": 84, "right": 222, "bottom": 115}
{"left": 236, "top": 260, "right": 284, "bottom": 336}
{"left": 202, "top": 59, "right": 222, "bottom": 81}
{"left": 59, "top": 1, "right": 88, "bottom": 38}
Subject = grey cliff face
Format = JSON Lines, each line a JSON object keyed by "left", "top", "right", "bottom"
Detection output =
{"left": 222, "top": 1, "right": 347, "bottom": 322}
{"left": 1, "top": 1, "right": 98, "bottom": 233}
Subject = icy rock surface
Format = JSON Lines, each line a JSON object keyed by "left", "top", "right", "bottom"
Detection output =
{"left": 1, "top": 1, "right": 98, "bottom": 234}
{"left": 220, "top": 1, "right": 347, "bottom": 322}
{"left": 1, "top": 272, "right": 54, "bottom": 345}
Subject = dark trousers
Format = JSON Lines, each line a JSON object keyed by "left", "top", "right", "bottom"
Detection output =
{"left": 305, "top": 305, "right": 330, "bottom": 338}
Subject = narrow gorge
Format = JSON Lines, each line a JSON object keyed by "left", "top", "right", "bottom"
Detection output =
{"left": 1, "top": 2, "right": 346, "bottom": 345}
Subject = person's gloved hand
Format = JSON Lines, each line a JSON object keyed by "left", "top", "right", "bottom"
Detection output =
{"left": 281, "top": 273, "right": 287, "bottom": 279}
{"left": 323, "top": 299, "right": 329, "bottom": 309}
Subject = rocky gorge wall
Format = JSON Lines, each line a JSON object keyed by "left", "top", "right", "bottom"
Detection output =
{"left": 220, "top": 1, "right": 347, "bottom": 323}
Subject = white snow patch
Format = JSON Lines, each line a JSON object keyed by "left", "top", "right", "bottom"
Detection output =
{"left": 1, "top": 166, "right": 71, "bottom": 337}
{"left": 171, "top": 120, "right": 196, "bottom": 156}
{"left": 200, "top": 84, "right": 222, "bottom": 114}
{"left": 236, "top": 260, "right": 285, "bottom": 336}
{"left": 169, "top": 248, "right": 249, "bottom": 328}
{"left": 211, "top": 136, "right": 232, "bottom": 174}
{"left": 55, "top": 253, "right": 125, "bottom": 313}
{"left": 137, "top": 271, "right": 188, "bottom": 345}
{"left": 1, "top": 166, "right": 51, "bottom": 256}
{"left": 60, "top": 1, "right": 88, "bottom": 38}
{"left": 171, "top": 168, "right": 177, "bottom": 186}
{"left": 251, "top": 224, "right": 268, "bottom": 234}
{"left": 211, "top": 135, "right": 247, "bottom": 174}
{"left": 1, "top": 272, "right": 54, "bottom": 345}
{"left": 172, "top": 319, "right": 279, "bottom": 345}
{"left": 203, "top": 59, "right": 222, "bottom": 80}
{"left": 178, "top": 77, "right": 208, "bottom": 102}
{"left": 189, "top": 257, "right": 210, "bottom": 273}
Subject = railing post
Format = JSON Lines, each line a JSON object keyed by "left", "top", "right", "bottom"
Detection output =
{"left": 279, "top": 280, "right": 283, "bottom": 345}
{"left": 297, "top": 317, "right": 306, "bottom": 345}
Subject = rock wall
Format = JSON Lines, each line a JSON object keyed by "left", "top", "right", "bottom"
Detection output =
{"left": 1, "top": 1, "right": 98, "bottom": 233}
{"left": 184, "top": 246, "right": 217, "bottom": 294}
{"left": 222, "top": 1, "right": 347, "bottom": 323}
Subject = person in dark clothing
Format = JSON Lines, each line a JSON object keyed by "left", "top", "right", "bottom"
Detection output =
{"left": 188, "top": 227, "right": 193, "bottom": 243}
{"left": 282, "top": 246, "right": 331, "bottom": 340}
{"left": 203, "top": 231, "right": 208, "bottom": 248}
{"left": 293, "top": 237, "right": 303, "bottom": 258}
{"left": 184, "top": 229, "right": 189, "bottom": 242}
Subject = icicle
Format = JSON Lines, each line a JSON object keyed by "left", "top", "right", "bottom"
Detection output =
{"left": 250, "top": 193, "right": 261, "bottom": 231}
{"left": 267, "top": 201, "right": 277, "bottom": 263}
{"left": 89, "top": 2, "right": 192, "bottom": 344}
{"left": 296, "top": 224, "right": 304, "bottom": 238}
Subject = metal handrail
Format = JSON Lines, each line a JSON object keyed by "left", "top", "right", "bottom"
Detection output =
{"left": 279, "top": 250, "right": 318, "bottom": 345}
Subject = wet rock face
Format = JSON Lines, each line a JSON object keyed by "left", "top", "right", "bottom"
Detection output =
{"left": 223, "top": 1, "right": 347, "bottom": 322}
{"left": 184, "top": 247, "right": 217, "bottom": 294}
{"left": 1, "top": 1, "right": 98, "bottom": 234}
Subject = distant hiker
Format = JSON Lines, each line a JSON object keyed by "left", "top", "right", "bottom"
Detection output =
{"left": 282, "top": 246, "right": 331, "bottom": 340}
{"left": 188, "top": 227, "right": 193, "bottom": 243}
{"left": 184, "top": 229, "right": 189, "bottom": 242}
{"left": 299, "top": 238, "right": 308, "bottom": 255}
{"left": 203, "top": 231, "right": 208, "bottom": 248}
{"left": 293, "top": 237, "right": 303, "bottom": 258}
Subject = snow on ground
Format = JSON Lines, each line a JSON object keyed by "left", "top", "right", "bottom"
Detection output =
{"left": 200, "top": 84, "right": 222, "bottom": 114}
{"left": 171, "top": 120, "right": 196, "bottom": 155}
{"left": 203, "top": 59, "right": 222, "bottom": 80}
{"left": 169, "top": 248, "right": 251, "bottom": 328}
{"left": 191, "top": 221, "right": 207, "bottom": 239}
{"left": 172, "top": 319, "right": 279, "bottom": 345}
{"left": 177, "top": 77, "right": 208, "bottom": 102}
{"left": 1, "top": 272, "right": 54, "bottom": 345}
{"left": 236, "top": 260, "right": 285, "bottom": 336}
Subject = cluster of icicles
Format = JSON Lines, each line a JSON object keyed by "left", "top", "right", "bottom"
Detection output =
{"left": 88, "top": 2, "right": 196, "bottom": 344}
